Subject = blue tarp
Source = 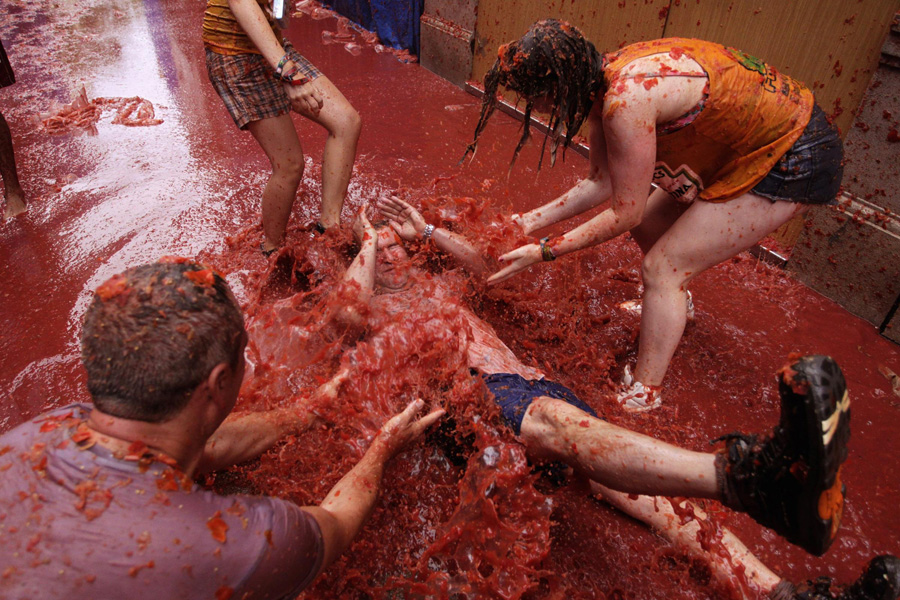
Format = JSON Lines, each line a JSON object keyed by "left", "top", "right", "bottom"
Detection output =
{"left": 321, "top": 0, "right": 423, "bottom": 54}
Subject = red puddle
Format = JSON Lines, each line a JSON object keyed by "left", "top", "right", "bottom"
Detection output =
{"left": 1, "top": 2, "right": 898, "bottom": 598}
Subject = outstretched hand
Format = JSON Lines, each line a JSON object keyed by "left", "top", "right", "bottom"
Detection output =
{"left": 487, "top": 243, "right": 543, "bottom": 285}
{"left": 375, "top": 399, "right": 444, "bottom": 459}
{"left": 377, "top": 195, "right": 426, "bottom": 241}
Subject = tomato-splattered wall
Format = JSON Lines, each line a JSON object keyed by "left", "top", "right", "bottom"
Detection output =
{"left": 471, "top": 0, "right": 899, "bottom": 138}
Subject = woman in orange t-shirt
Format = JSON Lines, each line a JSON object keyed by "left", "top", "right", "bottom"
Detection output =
{"left": 465, "top": 20, "right": 843, "bottom": 412}
{"left": 202, "top": 0, "right": 361, "bottom": 253}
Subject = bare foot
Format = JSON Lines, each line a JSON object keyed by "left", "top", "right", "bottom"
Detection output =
{"left": 3, "top": 191, "right": 27, "bottom": 218}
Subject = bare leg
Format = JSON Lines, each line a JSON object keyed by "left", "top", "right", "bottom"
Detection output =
{"left": 247, "top": 114, "right": 305, "bottom": 251}
{"left": 629, "top": 186, "right": 688, "bottom": 254}
{"left": 292, "top": 76, "right": 360, "bottom": 229}
{"left": 635, "top": 193, "right": 807, "bottom": 385}
{"left": 521, "top": 397, "right": 784, "bottom": 597}
{"left": 596, "top": 486, "right": 782, "bottom": 598}
{"left": 520, "top": 397, "right": 718, "bottom": 497}
{"left": 0, "top": 109, "right": 26, "bottom": 218}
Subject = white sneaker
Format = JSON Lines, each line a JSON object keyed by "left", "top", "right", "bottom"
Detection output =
{"left": 617, "top": 365, "right": 662, "bottom": 412}
{"left": 617, "top": 290, "right": 695, "bottom": 320}
{"left": 685, "top": 290, "right": 695, "bottom": 320}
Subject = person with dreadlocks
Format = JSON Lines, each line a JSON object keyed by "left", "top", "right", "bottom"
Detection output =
{"left": 464, "top": 20, "right": 843, "bottom": 412}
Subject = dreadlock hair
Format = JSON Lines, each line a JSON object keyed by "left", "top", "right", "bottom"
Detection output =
{"left": 81, "top": 259, "right": 245, "bottom": 423}
{"left": 462, "top": 19, "right": 604, "bottom": 171}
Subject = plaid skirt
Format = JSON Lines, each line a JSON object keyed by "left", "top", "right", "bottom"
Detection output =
{"left": 205, "top": 44, "right": 321, "bottom": 129}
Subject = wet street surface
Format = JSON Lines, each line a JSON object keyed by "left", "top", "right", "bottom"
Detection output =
{"left": 1, "top": 2, "right": 898, "bottom": 598}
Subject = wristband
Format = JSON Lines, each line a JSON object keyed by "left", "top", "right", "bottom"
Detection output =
{"left": 274, "top": 52, "right": 291, "bottom": 77}
{"left": 539, "top": 237, "right": 557, "bottom": 261}
{"left": 422, "top": 224, "right": 435, "bottom": 241}
{"left": 285, "top": 74, "right": 311, "bottom": 86}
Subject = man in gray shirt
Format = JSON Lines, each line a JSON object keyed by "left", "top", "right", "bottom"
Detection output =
{"left": 0, "top": 258, "right": 441, "bottom": 598}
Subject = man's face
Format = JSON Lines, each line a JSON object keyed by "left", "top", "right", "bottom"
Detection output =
{"left": 375, "top": 228, "right": 412, "bottom": 290}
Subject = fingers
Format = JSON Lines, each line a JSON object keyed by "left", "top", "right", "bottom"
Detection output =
{"left": 310, "top": 87, "right": 324, "bottom": 110}
{"left": 510, "top": 213, "right": 526, "bottom": 231}
{"left": 378, "top": 203, "right": 402, "bottom": 220}
{"left": 497, "top": 245, "right": 529, "bottom": 263}
{"left": 399, "top": 397, "right": 425, "bottom": 422}
{"left": 383, "top": 399, "right": 444, "bottom": 438}
{"left": 377, "top": 195, "right": 404, "bottom": 217}
{"left": 382, "top": 398, "right": 423, "bottom": 433}
{"left": 288, "top": 82, "right": 325, "bottom": 117}
{"left": 487, "top": 264, "right": 522, "bottom": 285}
{"left": 305, "top": 93, "right": 321, "bottom": 116}
{"left": 392, "top": 196, "right": 414, "bottom": 211}
{"left": 411, "top": 408, "right": 445, "bottom": 434}
{"left": 487, "top": 245, "right": 539, "bottom": 285}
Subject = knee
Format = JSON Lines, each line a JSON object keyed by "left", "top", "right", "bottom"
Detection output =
{"left": 528, "top": 396, "right": 588, "bottom": 429}
{"left": 274, "top": 151, "right": 305, "bottom": 182}
{"left": 640, "top": 251, "right": 666, "bottom": 289}
{"left": 331, "top": 106, "right": 361, "bottom": 140}
{"left": 641, "top": 251, "right": 686, "bottom": 291}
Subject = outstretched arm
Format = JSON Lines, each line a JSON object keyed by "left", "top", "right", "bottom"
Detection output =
{"left": 514, "top": 109, "right": 614, "bottom": 234}
{"left": 377, "top": 195, "right": 487, "bottom": 277}
{"left": 196, "top": 369, "right": 351, "bottom": 474}
{"left": 333, "top": 210, "right": 378, "bottom": 327}
{"left": 488, "top": 95, "right": 656, "bottom": 285}
{"left": 302, "top": 399, "right": 444, "bottom": 571}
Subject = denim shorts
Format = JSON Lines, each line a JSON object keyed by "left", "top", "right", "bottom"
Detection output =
{"left": 752, "top": 104, "right": 843, "bottom": 205}
{"left": 484, "top": 373, "right": 598, "bottom": 435}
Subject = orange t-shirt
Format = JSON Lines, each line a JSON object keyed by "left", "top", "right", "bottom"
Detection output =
{"left": 202, "top": 0, "right": 279, "bottom": 55}
{"left": 603, "top": 38, "right": 815, "bottom": 203}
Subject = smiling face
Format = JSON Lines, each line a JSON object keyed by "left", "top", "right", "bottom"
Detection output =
{"left": 375, "top": 227, "right": 412, "bottom": 290}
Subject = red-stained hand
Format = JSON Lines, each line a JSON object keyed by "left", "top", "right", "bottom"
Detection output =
{"left": 487, "top": 242, "right": 543, "bottom": 285}
{"left": 377, "top": 195, "right": 426, "bottom": 242}
{"left": 285, "top": 78, "right": 325, "bottom": 116}
{"left": 375, "top": 399, "right": 444, "bottom": 460}
{"left": 509, "top": 212, "right": 531, "bottom": 234}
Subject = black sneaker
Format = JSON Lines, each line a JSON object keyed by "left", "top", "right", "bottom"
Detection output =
{"left": 839, "top": 555, "right": 900, "bottom": 600}
{"left": 774, "top": 555, "right": 900, "bottom": 600}
{"left": 716, "top": 355, "right": 850, "bottom": 556}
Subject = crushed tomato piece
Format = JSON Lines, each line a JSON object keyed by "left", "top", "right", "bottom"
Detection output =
{"left": 207, "top": 512, "right": 229, "bottom": 543}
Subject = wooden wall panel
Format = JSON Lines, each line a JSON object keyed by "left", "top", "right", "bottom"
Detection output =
{"left": 470, "top": 0, "right": 900, "bottom": 248}
{"left": 472, "top": 0, "right": 671, "bottom": 87}
{"left": 663, "top": 0, "right": 900, "bottom": 136}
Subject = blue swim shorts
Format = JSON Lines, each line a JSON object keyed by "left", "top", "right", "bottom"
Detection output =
{"left": 483, "top": 373, "right": 598, "bottom": 435}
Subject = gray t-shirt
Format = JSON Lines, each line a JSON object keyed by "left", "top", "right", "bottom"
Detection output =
{"left": 0, "top": 404, "right": 323, "bottom": 599}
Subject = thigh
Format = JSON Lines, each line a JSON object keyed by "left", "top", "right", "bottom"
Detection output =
{"left": 646, "top": 192, "right": 807, "bottom": 282}
{"left": 206, "top": 49, "right": 291, "bottom": 130}
{"left": 294, "top": 75, "right": 357, "bottom": 133}
{"left": 630, "top": 186, "right": 689, "bottom": 254}
{"left": 246, "top": 113, "right": 303, "bottom": 167}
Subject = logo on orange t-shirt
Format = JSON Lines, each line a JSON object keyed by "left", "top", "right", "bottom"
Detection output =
{"left": 653, "top": 162, "right": 703, "bottom": 203}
